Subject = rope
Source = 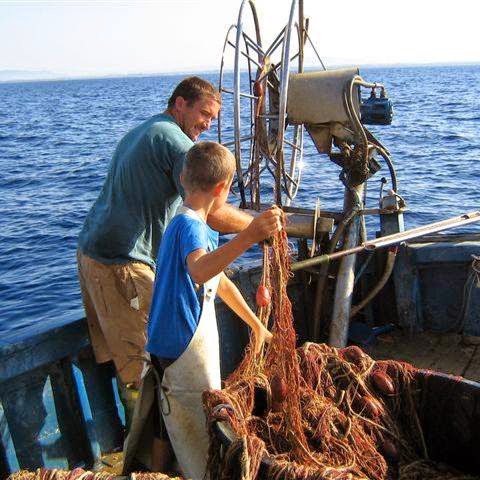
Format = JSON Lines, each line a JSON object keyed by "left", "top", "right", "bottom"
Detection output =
{"left": 456, "top": 255, "right": 480, "bottom": 334}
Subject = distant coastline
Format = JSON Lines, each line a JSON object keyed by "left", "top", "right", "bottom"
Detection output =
{"left": 1, "top": 61, "right": 479, "bottom": 84}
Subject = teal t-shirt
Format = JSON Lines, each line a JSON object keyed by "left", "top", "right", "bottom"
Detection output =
{"left": 78, "top": 113, "right": 193, "bottom": 267}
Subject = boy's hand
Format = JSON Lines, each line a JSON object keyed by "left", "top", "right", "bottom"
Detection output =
{"left": 244, "top": 206, "right": 283, "bottom": 244}
{"left": 253, "top": 324, "right": 273, "bottom": 354}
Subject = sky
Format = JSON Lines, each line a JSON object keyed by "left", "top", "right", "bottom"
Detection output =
{"left": 1, "top": 0, "right": 479, "bottom": 79}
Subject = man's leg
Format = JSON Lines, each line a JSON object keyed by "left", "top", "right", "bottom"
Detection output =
{"left": 77, "top": 252, "right": 154, "bottom": 432}
{"left": 151, "top": 356, "right": 174, "bottom": 472}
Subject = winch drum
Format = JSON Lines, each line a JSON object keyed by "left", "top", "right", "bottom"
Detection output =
{"left": 287, "top": 68, "right": 361, "bottom": 125}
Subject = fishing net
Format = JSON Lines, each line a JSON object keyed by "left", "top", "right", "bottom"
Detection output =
{"left": 7, "top": 469, "right": 182, "bottom": 480}
{"left": 203, "top": 219, "right": 479, "bottom": 480}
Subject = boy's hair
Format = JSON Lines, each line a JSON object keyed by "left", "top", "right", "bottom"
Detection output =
{"left": 167, "top": 76, "right": 221, "bottom": 108}
{"left": 182, "top": 142, "right": 235, "bottom": 192}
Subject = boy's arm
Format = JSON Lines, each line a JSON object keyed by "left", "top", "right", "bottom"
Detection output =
{"left": 187, "top": 206, "right": 282, "bottom": 285}
{"left": 216, "top": 273, "right": 272, "bottom": 353}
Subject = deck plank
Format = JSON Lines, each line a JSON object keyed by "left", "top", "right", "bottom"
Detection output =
{"left": 366, "top": 330, "right": 480, "bottom": 382}
{"left": 464, "top": 343, "right": 480, "bottom": 380}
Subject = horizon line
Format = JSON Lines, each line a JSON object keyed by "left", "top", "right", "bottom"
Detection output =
{"left": 1, "top": 60, "right": 479, "bottom": 85}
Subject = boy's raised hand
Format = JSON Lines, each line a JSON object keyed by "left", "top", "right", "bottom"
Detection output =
{"left": 244, "top": 205, "right": 283, "bottom": 244}
{"left": 253, "top": 323, "right": 273, "bottom": 354}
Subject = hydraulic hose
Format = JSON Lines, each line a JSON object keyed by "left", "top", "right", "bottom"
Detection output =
{"left": 349, "top": 246, "right": 398, "bottom": 318}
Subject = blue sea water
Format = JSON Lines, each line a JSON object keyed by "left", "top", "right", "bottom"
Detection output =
{"left": 1, "top": 65, "right": 479, "bottom": 339}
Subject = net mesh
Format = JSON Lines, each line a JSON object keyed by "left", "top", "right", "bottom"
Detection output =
{"left": 203, "top": 222, "right": 479, "bottom": 480}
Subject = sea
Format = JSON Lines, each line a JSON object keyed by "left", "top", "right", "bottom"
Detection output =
{"left": 1, "top": 65, "right": 479, "bottom": 340}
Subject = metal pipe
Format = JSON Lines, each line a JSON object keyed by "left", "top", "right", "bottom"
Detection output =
{"left": 311, "top": 202, "right": 361, "bottom": 340}
{"left": 328, "top": 183, "right": 365, "bottom": 347}
{"left": 303, "top": 28, "right": 326, "bottom": 70}
{"left": 264, "top": 26, "right": 286, "bottom": 58}
{"left": 291, "top": 210, "right": 480, "bottom": 272}
{"left": 350, "top": 247, "right": 398, "bottom": 318}
{"left": 243, "top": 209, "right": 333, "bottom": 238}
{"left": 364, "top": 211, "right": 480, "bottom": 250}
{"left": 298, "top": 0, "right": 304, "bottom": 71}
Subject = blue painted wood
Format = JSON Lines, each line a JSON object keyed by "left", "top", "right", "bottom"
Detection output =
{"left": 393, "top": 240, "right": 480, "bottom": 333}
{"left": 49, "top": 360, "right": 93, "bottom": 468}
{"left": 73, "top": 353, "right": 124, "bottom": 455}
{"left": 407, "top": 241, "right": 479, "bottom": 264}
{"left": 386, "top": 248, "right": 420, "bottom": 331}
{"left": 0, "top": 368, "right": 55, "bottom": 470}
{"left": 0, "top": 400, "right": 20, "bottom": 475}
{"left": 70, "top": 364, "right": 102, "bottom": 463}
{"left": 0, "top": 320, "right": 124, "bottom": 479}
{"left": 0, "top": 320, "right": 89, "bottom": 383}
{"left": 0, "top": 443, "right": 9, "bottom": 480}
{"left": 1, "top": 236, "right": 478, "bottom": 478}
{"left": 418, "top": 263, "right": 469, "bottom": 331}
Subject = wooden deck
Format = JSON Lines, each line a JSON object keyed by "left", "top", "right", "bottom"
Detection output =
{"left": 366, "top": 329, "right": 480, "bottom": 382}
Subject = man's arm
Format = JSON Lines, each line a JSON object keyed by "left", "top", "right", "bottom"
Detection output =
{"left": 216, "top": 273, "right": 272, "bottom": 354}
{"left": 206, "top": 203, "right": 253, "bottom": 234}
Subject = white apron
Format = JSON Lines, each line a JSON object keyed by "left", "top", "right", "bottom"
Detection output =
{"left": 160, "top": 272, "right": 221, "bottom": 480}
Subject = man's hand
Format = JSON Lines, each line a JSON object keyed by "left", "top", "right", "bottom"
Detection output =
{"left": 242, "top": 205, "right": 283, "bottom": 244}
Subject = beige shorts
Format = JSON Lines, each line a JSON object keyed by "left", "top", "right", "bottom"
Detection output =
{"left": 77, "top": 251, "right": 154, "bottom": 385}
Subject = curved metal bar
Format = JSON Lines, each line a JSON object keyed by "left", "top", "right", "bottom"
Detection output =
{"left": 218, "top": 24, "right": 237, "bottom": 145}
{"left": 275, "top": 0, "right": 298, "bottom": 205}
{"left": 375, "top": 145, "right": 398, "bottom": 193}
{"left": 232, "top": 0, "right": 263, "bottom": 208}
{"left": 233, "top": 1, "right": 246, "bottom": 206}
{"left": 350, "top": 247, "right": 398, "bottom": 318}
{"left": 284, "top": 20, "right": 305, "bottom": 205}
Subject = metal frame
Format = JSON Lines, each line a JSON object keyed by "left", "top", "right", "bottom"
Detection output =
{"left": 218, "top": 0, "right": 326, "bottom": 207}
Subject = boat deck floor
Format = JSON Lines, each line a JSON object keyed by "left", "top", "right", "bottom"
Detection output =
{"left": 366, "top": 330, "right": 480, "bottom": 382}
{"left": 97, "top": 452, "right": 124, "bottom": 476}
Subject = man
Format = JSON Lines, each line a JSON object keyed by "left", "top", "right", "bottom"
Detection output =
{"left": 77, "top": 77, "right": 253, "bottom": 425}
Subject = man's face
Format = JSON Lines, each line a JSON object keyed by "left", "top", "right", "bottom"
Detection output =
{"left": 178, "top": 96, "right": 220, "bottom": 141}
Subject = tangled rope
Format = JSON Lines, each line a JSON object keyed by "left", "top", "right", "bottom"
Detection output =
{"left": 203, "top": 215, "right": 478, "bottom": 480}
{"left": 7, "top": 469, "right": 182, "bottom": 480}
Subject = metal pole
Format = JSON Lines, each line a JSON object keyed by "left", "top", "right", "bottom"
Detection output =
{"left": 328, "top": 183, "right": 365, "bottom": 347}
{"left": 290, "top": 210, "right": 480, "bottom": 272}
{"left": 299, "top": 0, "right": 304, "bottom": 72}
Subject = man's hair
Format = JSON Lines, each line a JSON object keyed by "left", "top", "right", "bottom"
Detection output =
{"left": 168, "top": 76, "right": 221, "bottom": 108}
{"left": 182, "top": 142, "right": 235, "bottom": 192}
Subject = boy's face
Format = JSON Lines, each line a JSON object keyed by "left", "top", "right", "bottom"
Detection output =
{"left": 212, "top": 175, "right": 233, "bottom": 212}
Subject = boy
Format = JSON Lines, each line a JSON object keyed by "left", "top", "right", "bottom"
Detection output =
{"left": 146, "top": 141, "right": 281, "bottom": 479}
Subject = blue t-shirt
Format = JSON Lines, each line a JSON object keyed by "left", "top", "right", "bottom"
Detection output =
{"left": 147, "top": 209, "right": 219, "bottom": 360}
{"left": 78, "top": 113, "right": 193, "bottom": 268}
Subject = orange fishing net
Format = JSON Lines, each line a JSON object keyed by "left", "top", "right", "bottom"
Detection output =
{"left": 203, "top": 222, "right": 479, "bottom": 480}
{"left": 7, "top": 469, "right": 182, "bottom": 480}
